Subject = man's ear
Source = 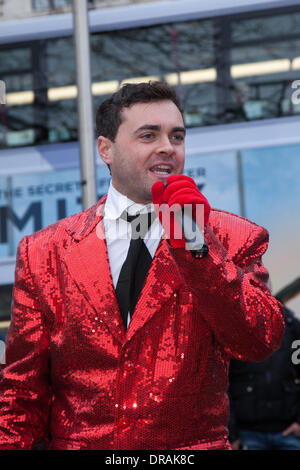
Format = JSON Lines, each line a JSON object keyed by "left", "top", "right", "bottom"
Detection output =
{"left": 97, "top": 136, "right": 113, "bottom": 165}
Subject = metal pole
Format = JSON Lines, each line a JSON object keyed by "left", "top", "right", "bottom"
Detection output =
{"left": 236, "top": 150, "right": 246, "bottom": 218}
{"left": 73, "top": 0, "right": 97, "bottom": 210}
{"left": 7, "top": 176, "right": 14, "bottom": 257}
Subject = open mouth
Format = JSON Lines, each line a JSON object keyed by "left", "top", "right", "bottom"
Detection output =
{"left": 149, "top": 165, "right": 173, "bottom": 176}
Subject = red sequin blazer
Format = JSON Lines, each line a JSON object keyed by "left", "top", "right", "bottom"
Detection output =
{"left": 0, "top": 196, "right": 284, "bottom": 450}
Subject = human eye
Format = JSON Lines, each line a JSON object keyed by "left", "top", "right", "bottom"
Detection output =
{"left": 140, "top": 132, "right": 155, "bottom": 141}
{"left": 172, "top": 133, "right": 185, "bottom": 143}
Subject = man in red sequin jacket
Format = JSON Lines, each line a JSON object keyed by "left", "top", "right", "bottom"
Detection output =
{"left": 0, "top": 82, "right": 284, "bottom": 450}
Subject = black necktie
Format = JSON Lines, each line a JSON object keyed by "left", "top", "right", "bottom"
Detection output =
{"left": 115, "top": 211, "right": 154, "bottom": 329}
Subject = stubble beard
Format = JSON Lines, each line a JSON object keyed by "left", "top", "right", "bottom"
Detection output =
{"left": 113, "top": 166, "right": 153, "bottom": 204}
{"left": 112, "top": 146, "right": 154, "bottom": 204}
{"left": 128, "top": 178, "right": 153, "bottom": 205}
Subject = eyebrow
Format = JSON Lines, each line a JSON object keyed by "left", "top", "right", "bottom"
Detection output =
{"left": 133, "top": 124, "right": 186, "bottom": 135}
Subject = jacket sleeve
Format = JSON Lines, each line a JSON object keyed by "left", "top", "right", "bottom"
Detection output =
{"left": 0, "top": 236, "right": 51, "bottom": 450}
{"left": 168, "top": 223, "right": 285, "bottom": 362}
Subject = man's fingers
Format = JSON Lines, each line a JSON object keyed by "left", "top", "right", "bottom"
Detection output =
{"left": 151, "top": 181, "right": 165, "bottom": 206}
{"left": 282, "top": 423, "right": 296, "bottom": 436}
{"left": 166, "top": 174, "right": 197, "bottom": 186}
{"left": 162, "top": 181, "right": 199, "bottom": 202}
{"left": 282, "top": 426, "right": 292, "bottom": 436}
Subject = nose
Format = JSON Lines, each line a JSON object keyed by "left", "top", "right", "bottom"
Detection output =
{"left": 156, "top": 136, "right": 174, "bottom": 156}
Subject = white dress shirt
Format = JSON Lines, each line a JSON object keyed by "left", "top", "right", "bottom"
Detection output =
{"left": 103, "top": 182, "right": 164, "bottom": 326}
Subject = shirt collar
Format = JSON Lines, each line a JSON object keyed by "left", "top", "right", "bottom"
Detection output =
{"left": 104, "top": 181, "right": 154, "bottom": 220}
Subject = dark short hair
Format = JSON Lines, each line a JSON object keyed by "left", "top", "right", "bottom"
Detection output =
{"left": 95, "top": 80, "right": 183, "bottom": 141}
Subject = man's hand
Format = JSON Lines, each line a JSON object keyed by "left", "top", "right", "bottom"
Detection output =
{"left": 282, "top": 422, "right": 300, "bottom": 437}
{"left": 152, "top": 175, "right": 211, "bottom": 248}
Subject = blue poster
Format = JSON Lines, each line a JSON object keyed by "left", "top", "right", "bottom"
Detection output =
{"left": 242, "top": 144, "right": 300, "bottom": 312}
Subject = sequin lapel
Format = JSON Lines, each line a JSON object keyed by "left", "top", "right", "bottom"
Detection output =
{"left": 64, "top": 229, "right": 126, "bottom": 346}
{"left": 64, "top": 197, "right": 126, "bottom": 345}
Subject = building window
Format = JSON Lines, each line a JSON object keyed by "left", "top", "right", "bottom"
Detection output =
{"left": 90, "top": 19, "right": 217, "bottom": 127}
{"left": 228, "top": 11, "right": 300, "bottom": 122}
{"left": 0, "top": 47, "right": 36, "bottom": 147}
{"left": 32, "top": 0, "right": 72, "bottom": 11}
{"left": 1, "top": 5, "right": 300, "bottom": 150}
